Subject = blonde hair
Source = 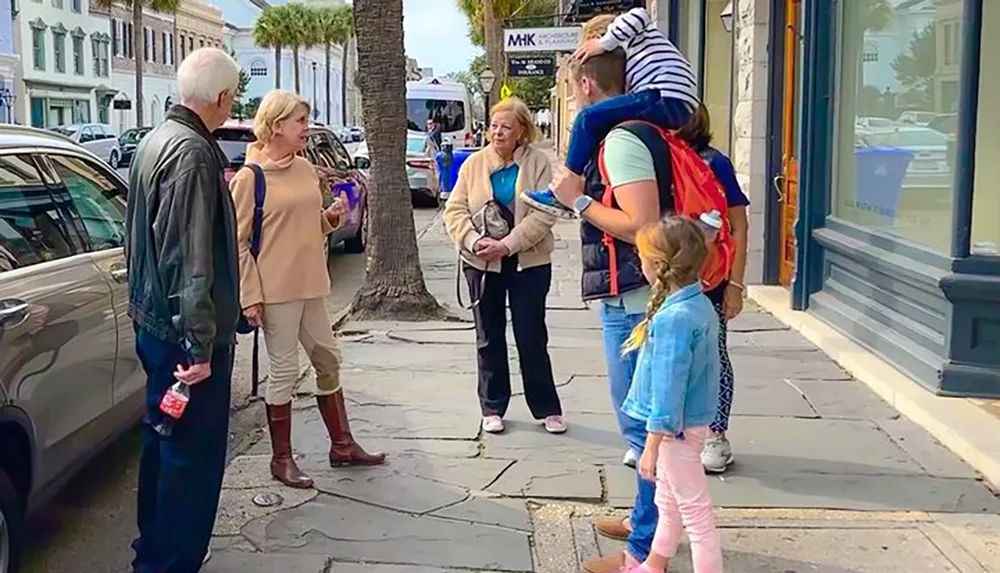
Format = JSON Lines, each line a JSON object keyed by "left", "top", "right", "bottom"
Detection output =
{"left": 488, "top": 96, "right": 539, "bottom": 146}
{"left": 582, "top": 14, "right": 615, "bottom": 40}
{"left": 253, "top": 90, "right": 311, "bottom": 142}
{"left": 622, "top": 216, "right": 709, "bottom": 353}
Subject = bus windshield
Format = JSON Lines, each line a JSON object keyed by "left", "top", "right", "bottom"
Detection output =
{"left": 406, "top": 98, "right": 466, "bottom": 133}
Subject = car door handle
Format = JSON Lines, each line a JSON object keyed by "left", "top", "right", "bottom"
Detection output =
{"left": 110, "top": 268, "right": 128, "bottom": 283}
{"left": 0, "top": 299, "right": 29, "bottom": 328}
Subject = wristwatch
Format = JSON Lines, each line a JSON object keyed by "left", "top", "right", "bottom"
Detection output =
{"left": 573, "top": 194, "right": 594, "bottom": 216}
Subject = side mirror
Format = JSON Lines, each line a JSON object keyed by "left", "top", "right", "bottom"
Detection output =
{"left": 354, "top": 156, "right": 370, "bottom": 170}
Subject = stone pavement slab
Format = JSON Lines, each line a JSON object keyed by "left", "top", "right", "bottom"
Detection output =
{"left": 212, "top": 209, "right": 1000, "bottom": 571}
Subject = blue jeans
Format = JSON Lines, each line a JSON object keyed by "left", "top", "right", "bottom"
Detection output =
{"left": 600, "top": 302, "right": 656, "bottom": 562}
{"left": 132, "top": 330, "right": 233, "bottom": 573}
{"left": 564, "top": 90, "right": 694, "bottom": 175}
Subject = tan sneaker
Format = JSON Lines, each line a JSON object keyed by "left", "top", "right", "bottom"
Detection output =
{"left": 582, "top": 552, "right": 625, "bottom": 573}
{"left": 594, "top": 516, "right": 631, "bottom": 541}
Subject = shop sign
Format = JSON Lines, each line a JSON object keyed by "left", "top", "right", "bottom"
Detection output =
{"left": 504, "top": 26, "right": 582, "bottom": 53}
{"left": 508, "top": 56, "right": 557, "bottom": 78}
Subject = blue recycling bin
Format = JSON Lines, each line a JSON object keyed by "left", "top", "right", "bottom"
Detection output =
{"left": 436, "top": 148, "right": 477, "bottom": 194}
{"left": 854, "top": 147, "right": 914, "bottom": 226}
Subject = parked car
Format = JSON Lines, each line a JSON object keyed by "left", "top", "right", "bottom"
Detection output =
{"left": 214, "top": 122, "right": 369, "bottom": 253}
{"left": 858, "top": 126, "right": 952, "bottom": 187}
{"left": 352, "top": 132, "right": 440, "bottom": 207}
{"left": 0, "top": 125, "right": 144, "bottom": 573}
{"left": 897, "top": 111, "right": 939, "bottom": 126}
{"left": 48, "top": 123, "right": 122, "bottom": 169}
{"left": 348, "top": 126, "right": 365, "bottom": 142}
{"left": 117, "top": 126, "right": 152, "bottom": 167}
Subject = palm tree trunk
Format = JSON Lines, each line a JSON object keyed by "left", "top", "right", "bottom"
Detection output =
{"left": 350, "top": 0, "right": 441, "bottom": 320}
{"left": 274, "top": 45, "right": 282, "bottom": 90}
{"left": 340, "top": 38, "right": 349, "bottom": 126}
{"left": 482, "top": 0, "right": 503, "bottom": 106}
{"left": 325, "top": 43, "right": 332, "bottom": 125}
{"left": 133, "top": 1, "right": 144, "bottom": 127}
{"left": 293, "top": 46, "right": 301, "bottom": 94}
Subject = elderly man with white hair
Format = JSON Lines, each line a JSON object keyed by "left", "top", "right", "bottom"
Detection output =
{"left": 124, "top": 47, "right": 241, "bottom": 573}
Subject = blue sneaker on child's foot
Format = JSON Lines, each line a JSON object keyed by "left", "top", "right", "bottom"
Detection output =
{"left": 521, "top": 189, "right": 576, "bottom": 218}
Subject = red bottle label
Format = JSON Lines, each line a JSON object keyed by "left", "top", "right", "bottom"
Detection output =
{"left": 160, "top": 387, "right": 190, "bottom": 419}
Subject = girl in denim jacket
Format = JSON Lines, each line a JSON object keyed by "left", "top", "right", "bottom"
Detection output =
{"left": 620, "top": 215, "right": 723, "bottom": 573}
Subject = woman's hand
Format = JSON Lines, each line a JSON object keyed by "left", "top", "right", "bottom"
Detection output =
{"left": 723, "top": 283, "right": 744, "bottom": 320}
{"left": 243, "top": 304, "right": 264, "bottom": 328}
{"left": 474, "top": 237, "right": 510, "bottom": 262}
{"left": 324, "top": 193, "right": 349, "bottom": 226}
{"left": 573, "top": 39, "right": 606, "bottom": 63}
{"left": 638, "top": 447, "right": 658, "bottom": 482}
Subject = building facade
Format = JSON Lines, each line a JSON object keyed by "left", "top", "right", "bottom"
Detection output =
{"left": 0, "top": 0, "right": 21, "bottom": 123}
{"left": 176, "top": 0, "right": 225, "bottom": 63}
{"left": 17, "top": 0, "right": 112, "bottom": 127}
{"left": 91, "top": 5, "right": 177, "bottom": 131}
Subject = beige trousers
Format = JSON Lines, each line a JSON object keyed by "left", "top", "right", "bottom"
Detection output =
{"left": 261, "top": 297, "right": 342, "bottom": 405}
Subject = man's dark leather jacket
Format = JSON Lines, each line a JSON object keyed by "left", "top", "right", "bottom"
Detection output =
{"left": 125, "top": 105, "right": 240, "bottom": 363}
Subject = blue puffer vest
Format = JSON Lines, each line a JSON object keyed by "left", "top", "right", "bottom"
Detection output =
{"left": 580, "top": 121, "right": 675, "bottom": 301}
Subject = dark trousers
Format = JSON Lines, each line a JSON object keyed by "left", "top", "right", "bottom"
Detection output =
{"left": 132, "top": 329, "right": 232, "bottom": 573}
{"left": 465, "top": 258, "right": 562, "bottom": 419}
{"left": 564, "top": 89, "right": 694, "bottom": 174}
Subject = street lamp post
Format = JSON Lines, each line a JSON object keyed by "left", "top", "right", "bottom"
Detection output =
{"left": 720, "top": 1, "right": 734, "bottom": 33}
{"left": 479, "top": 68, "right": 497, "bottom": 119}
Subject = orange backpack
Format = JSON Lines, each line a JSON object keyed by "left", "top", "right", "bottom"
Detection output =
{"left": 598, "top": 121, "right": 735, "bottom": 292}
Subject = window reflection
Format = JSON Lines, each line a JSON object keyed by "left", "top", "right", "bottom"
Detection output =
{"left": 834, "top": 0, "right": 962, "bottom": 252}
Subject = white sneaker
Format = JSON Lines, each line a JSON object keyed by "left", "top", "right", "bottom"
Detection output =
{"left": 622, "top": 448, "right": 637, "bottom": 468}
{"left": 543, "top": 415, "right": 567, "bottom": 434}
{"left": 482, "top": 415, "right": 505, "bottom": 434}
{"left": 701, "top": 434, "right": 734, "bottom": 473}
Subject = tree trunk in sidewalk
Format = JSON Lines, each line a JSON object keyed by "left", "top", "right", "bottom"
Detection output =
{"left": 483, "top": 0, "right": 503, "bottom": 106}
{"left": 350, "top": 0, "right": 442, "bottom": 321}
{"left": 293, "top": 46, "right": 301, "bottom": 94}
{"left": 274, "top": 45, "right": 282, "bottom": 90}
{"left": 134, "top": 1, "right": 144, "bottom": 127}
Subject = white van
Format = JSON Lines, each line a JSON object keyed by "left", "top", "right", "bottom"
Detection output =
{"left": 406, "top": 77, "right": 474, "bottom": 148}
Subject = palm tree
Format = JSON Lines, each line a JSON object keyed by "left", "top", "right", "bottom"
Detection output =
{"left": 315, "top": 5, "right": 352, "bottom": 125}
{"left": 283, "top": 3, "right": 319, "bottom": 95}
{"left": 351, "top": 0, "right": 441, "bottom": 320}
{"left": 96, "top": 0, "right": 181, "bottom": 127}
{"left": 254, "top": 6, "right": 290, "bottom": 90}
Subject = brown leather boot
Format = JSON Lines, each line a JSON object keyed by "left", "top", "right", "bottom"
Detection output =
{"left": 265, "top": 403, "right": 314, "bottom": 489}
{"left": 316, "top": 391, "right": 387, "bottom": 466}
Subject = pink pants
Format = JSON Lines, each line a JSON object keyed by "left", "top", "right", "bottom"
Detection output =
{"left": 651, "top": 426, "right": 723, "bottom": 572}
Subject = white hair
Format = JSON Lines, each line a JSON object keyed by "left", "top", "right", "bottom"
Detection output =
{"left": 177, "top": 48, "right": 241, "bottom": 105}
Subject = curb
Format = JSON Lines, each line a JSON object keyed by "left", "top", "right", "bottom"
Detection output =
{"left": 749, "top": 285, "right": 1000, "bottom": 492}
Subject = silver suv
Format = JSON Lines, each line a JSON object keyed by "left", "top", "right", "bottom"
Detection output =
{"left": 47, "top": 123, "right": 122, "bottom": 169}
{"left": 0, "top": 125, "right": 144, "bottom": 573}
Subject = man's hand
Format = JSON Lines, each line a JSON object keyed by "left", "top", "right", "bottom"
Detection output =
{"left": 550, "top": 167, "right": 585, "bottom": 208}
{"left": 243, "top": 303, "right": 264, "bottom": 328}
{"left": 723, "top": 284, "right": 744, "bottom": 320}
{"left": 474, "top": 237, "right": 510, "bottom": 261}
{"left": 175, "top": 361, "right": 211, "bottom": 386}
{"left": 573, "top": 39, "right": 606, "bottom": 63}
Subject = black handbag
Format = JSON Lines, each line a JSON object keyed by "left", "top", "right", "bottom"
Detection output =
{"left": 235, "top": 163, "right": 265, "bottom": 396}
{"left": 456, "top": 200, "right": 514, "bottom": 310}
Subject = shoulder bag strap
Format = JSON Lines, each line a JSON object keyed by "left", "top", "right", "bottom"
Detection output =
{"left": 243, "top": 163, "right": 266, "bottom": 397}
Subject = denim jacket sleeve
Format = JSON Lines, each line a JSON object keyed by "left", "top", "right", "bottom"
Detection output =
{"left": 645, "top": 310, "right": 694, "bottom": 435}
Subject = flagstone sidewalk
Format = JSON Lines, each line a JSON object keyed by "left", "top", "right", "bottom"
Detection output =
{"left": 204, "top": 210, "right": 1000, "bottom": 573}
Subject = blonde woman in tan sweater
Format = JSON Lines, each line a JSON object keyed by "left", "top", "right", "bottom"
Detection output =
{"left": 231, "top": 90, "right": 385, "bottom": 490}
{"left": 443, "top": 97, "right": 566, "bottom": 436}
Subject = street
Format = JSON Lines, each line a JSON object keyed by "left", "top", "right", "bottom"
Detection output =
{"left": 20, "top": 207, "right": 438, "bottom": 573}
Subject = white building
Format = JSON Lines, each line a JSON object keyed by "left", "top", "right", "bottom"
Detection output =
{"left": 212, "top": 0, "right": 354, "bottom": 127}
{"left": 18, "top": 0, "right": 113, "bottom": 127}
{"left": 861, "top": 0, "right": 935, "bottom": 93}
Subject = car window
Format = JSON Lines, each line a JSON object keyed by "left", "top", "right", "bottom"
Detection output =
{"left": 213, "top": 127, "right": 256, "bottom": 167}
{"left": 48, "top": 155, "right": 127, "bottom": 250}
{"left": 407, "top": 136, "right": 426, "bottom": 156}
{"left": 307, "top": 132, "right": 351, "bottom": 170}
{"left": 0, "top": 154, "right": 89, "bottom": 271}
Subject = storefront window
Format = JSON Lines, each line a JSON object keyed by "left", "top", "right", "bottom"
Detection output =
{"left": 832, "top": 0, "right": 962, "bottom": 253}
{"left": 971, "top": 0, "right": 999, "bottom": 256}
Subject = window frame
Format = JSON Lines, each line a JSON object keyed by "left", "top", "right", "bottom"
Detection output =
{"left": 40, "top": 151, "right": 128, "bottom": 253}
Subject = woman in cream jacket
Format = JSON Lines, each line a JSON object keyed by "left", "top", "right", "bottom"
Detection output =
{"left": 231, "top": 90, "right": 385, "bottom": 490}
{"left": 443, "top": 96, "right": 566, "bottom": 436}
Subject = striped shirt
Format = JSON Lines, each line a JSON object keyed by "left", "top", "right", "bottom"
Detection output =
{"left": 598, "top": 7, "right": 699, "bottom": 112}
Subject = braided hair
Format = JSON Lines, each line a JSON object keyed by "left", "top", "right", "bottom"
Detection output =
{"left": 622, "top": 216, "right": 709, "bottom": 354}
